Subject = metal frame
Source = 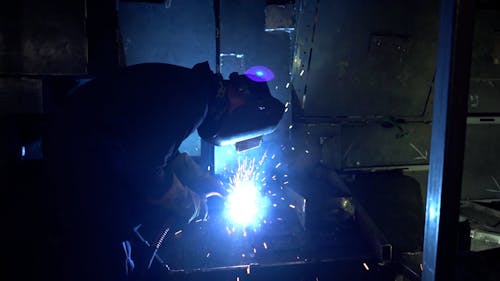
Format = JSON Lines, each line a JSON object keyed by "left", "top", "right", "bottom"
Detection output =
{"left": 422, "top": 0, "right": 475, "bottom": 280}
{"left": 199, "top": 0, "right": 221, "bottom": 173}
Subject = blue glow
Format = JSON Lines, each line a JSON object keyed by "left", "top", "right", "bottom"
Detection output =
{"left": 225, "top": 180, "right": 269, "bottom": 227}
{"left": 245, "top": 66, "right": 275, "bottom": 82}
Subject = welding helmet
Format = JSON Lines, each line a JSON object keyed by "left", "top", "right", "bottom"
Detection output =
{"left": 198, "top": 72, "right": 285, "bottom": 151}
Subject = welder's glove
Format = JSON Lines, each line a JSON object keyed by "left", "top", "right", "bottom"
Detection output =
{"left": 150, "top": 172, "right": 208, "bottom": 224}
{"left": 150, "top": 152, "right": 225, "bottom": 224}
{"left": 169, "top": 152, "right": 226, "bottom": 197}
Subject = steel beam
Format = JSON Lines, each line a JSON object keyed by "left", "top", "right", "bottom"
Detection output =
{"left": 422, "top": 0, "right": 475, "bottom": 280}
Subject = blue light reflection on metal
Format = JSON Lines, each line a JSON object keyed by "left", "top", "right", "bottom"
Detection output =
{"left": 245, "top": 66, "right": 275, "bottom": 82}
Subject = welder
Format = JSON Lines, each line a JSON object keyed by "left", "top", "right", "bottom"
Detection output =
{"left": 41, "top": 61, "right": 285, "bottom": 281}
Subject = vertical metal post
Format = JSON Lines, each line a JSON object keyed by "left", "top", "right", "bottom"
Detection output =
{"left": 422, "top": 0, "right": 475, "bottom": 280}
{"left": 214, "top": 0, "right": 221, "bottom": 74}
{"left": 201, "top": 0, "right": 221, "bottom": 174}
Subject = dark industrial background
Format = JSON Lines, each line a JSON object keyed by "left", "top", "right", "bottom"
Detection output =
{"left": 1, "top": 0, "right": 499, "bottom": 280}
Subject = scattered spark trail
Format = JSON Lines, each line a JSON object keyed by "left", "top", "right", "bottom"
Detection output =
{"left": 211, "top": 145, "right": 299, "bottom": 264}
{"left": 225, "top": 158, "right": 270, "bottom": 228}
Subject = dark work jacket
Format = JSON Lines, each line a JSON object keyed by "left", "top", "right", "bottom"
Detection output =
{"left": 42, "top": 62, "right": 217, "bottom": 281}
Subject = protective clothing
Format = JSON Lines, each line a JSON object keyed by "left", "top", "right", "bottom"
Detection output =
{"left": 42, "top": 62, "right": 216, "bottom": 281}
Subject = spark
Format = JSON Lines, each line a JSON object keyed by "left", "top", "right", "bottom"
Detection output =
{"left": 289, "top": 124, "right": 293, "bottom": 130}
{"left": 283, "top": 181, "right": 289, "bottom": 185}
{"left": 286, "top": 82, "right": 290, "bottom": 88}
{"left": 258, "top": 151, "right": 267, "bottom": 166}
{"left": 174, "top": 230, "right": 182, "bottom": 236}
{"left": 420, "top": 263, "right": 423, "bottom": 271}
{"left": 237, "top": 277, "right": 240, "bottom": 281}
{"left": 206, "top": 253, "right": 211, "bottom": 258}
{"left": 300, "top": 69, "right": 305, "bottom": 76}
{"left": 263, "top": 242, "right": 268, "bottom": 249}
{"left": 253, "top": 248, "right": 257, "bottom": 254}
{"left": 247, "top": 265, "right": 251, "bottom": 275}
{"left": 271, "top": 154, "right": 276, "bottom": 159}
{"left": 241, "top": 253, "right": 246, "bottom": 258}
{"left": 225, "top": 158, "right": 270, "bottom": 227}
{"left": 291, "top": 146, "right": 295, "bottom": 151}
{"left": 363, "top": 263, "right": 370, "bottom": 271}
{"left": 289, "top": 204, "right": 296, "bottom": 209}
{"left": 275, "top": 162, "right": 282, "bottom": 168}
{"left": 305, "top": 150, "right": 310, "bottom": 154}
{"left": 273, "top": 203, "right": 278, "bottom": 207}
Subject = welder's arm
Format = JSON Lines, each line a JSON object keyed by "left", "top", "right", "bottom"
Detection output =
{"left": 149, "top": 172, "right": 206, "bottom": 224}
{"left": 150, "top": 152, "right": 224, "bottom": 224}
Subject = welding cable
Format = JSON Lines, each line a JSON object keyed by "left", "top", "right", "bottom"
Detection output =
{"left": 206, "top": 192, "right": 224, "bottom": 199}
{"left": 121, "top": 240, "right": 135, "bottom": 275}
{"left": 186, "top": 191, "right": 224, "bottom": 223}
{"left": 201, "top": 192, "right": 224, "bottom": 220}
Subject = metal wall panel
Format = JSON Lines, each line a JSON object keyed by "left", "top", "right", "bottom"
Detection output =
{"left": 0, "top": 0, "right": 87, "bottom": 75}
{"left": 468, "top": 9, "right": 500, "bottom": 114}
{"left": 0, "top": 78, "right": 42, "bottom": 114}
{"left": 291, "top": 0, "right": 438, "bottom": 118}
{"left": 340, "top": 123, "right": 431, "bottom": 168}
{"left": 118, "top": 0, "right": 216, "bottom": 68}
{"left": 462, "top": 122, "right": 500, "bottom": 200}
